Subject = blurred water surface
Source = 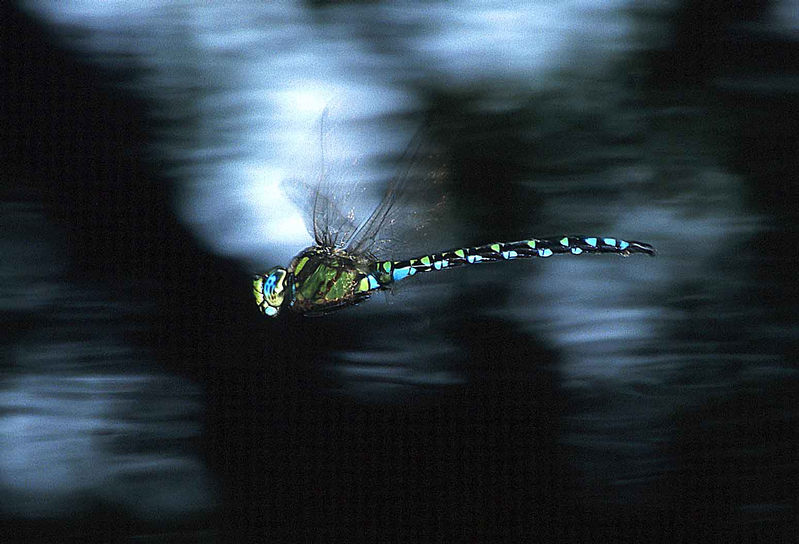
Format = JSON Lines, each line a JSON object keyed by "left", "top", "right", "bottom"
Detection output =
{"left": 3, "top": 0, "right": 798, "bottom": 541}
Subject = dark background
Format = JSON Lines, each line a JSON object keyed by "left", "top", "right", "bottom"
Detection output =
{"left": 2, "top": 1, "right": 797, "bottom": 542}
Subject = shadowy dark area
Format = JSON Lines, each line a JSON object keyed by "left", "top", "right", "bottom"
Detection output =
{"left": 647, "top": 0, "right": 770, "bottom": 84}
{"left": 2, "top": 1, "right": 797, "bottom": 542}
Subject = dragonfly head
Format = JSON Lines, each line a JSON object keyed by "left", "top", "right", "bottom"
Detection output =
{"left": 253, "top": 267, "right": 289, "bottom": 317}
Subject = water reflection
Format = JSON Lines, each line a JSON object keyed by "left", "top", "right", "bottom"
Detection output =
{"left": 5, "top": 0, "right": 798, "bottom": 540}
{"left": 1, "top": 371, "right": 210, "bottom": 519}
{"left": 0, "top": 205, "right": 213, "bottom": 523}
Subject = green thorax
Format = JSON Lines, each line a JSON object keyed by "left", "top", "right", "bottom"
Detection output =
{"left": 287, "top": 246, "right": 376, "bottom": 315}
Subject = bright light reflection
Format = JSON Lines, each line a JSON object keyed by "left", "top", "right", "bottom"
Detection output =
{"left": 280, "top": 88, "right": 332, "bottom": 116}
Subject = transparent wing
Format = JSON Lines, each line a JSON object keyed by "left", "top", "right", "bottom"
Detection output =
{"left": 283, "top": 106, "right": 395, "bottom": 249}
{"left": 280, "top": 108, "right": 365, "bottom": 247}
{"left": 280, "top": 176, "right": 359, "bottom": 247}
{"left": 344, "top": 122, "right": 453, "bottom": 261}
{"left": 343, "top": 123, "right": 425, "bottom": 255}
{"left": 281, "top": 105, "right": 456, "bottom": 260}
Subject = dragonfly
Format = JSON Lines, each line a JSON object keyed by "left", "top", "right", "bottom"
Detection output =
{"left": 253, "top": 116, "right": 655, "bottom": 318}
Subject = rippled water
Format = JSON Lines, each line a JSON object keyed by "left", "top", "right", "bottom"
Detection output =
{"left": 3, "top": 1, "right": 797, "bottom": 541}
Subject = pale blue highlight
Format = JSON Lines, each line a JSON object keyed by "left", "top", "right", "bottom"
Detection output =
{"left": 501, "top": 250, "right": 518, "bottom": 259}
{"left": 264, "top": 306, "right": 278, "bottom": 316}
{"left": 392, "top": 267, "right": 412, "bottom": 281}
{"left": 538, "top": 248, "right": 553, "bottom": 257}
{"left": 467, "top": 255, "right": 484, "bottom": 264}
{"left": 619, "top": 240, "right": 629, "bottom": 250}
{"left": 570, "top": 247, "right": 583, "bottom": 255}
{"left": 368, "top": 275, "right": 380, "bottom": 289}
{"left": 585, "top": 237, "right": 597, "bottom": 247}
{"left": 603, "top": 237, "right": 616, "bottom": 246}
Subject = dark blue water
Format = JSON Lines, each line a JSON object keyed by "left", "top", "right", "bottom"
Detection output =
{"left": 2, "top": 1, "right": 797, "bottom": 541}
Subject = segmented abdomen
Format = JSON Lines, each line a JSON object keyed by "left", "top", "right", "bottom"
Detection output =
{"left": 364, "top": 236, "right": 654, "bottom": 290}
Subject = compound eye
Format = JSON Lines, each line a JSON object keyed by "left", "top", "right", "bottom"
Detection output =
{"left": 254, "top": 267, "right": 288, "bottom": 317}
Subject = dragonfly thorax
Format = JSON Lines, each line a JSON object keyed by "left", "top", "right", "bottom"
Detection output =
{"left": 285, "top": 246, "right": 375, "bottom": 316}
